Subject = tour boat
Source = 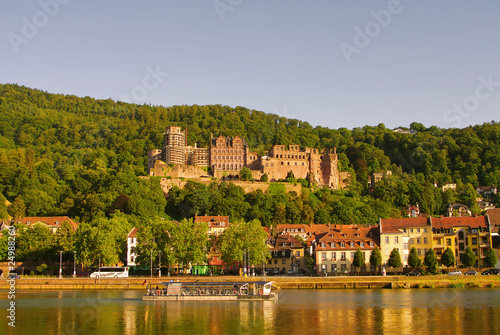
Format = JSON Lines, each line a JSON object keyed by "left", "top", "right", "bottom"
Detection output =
{"left": 142, "top": 281, "right": 278, "bottom": 301}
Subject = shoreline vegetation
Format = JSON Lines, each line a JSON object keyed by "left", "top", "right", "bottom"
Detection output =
{"left": 1, "top": 275, "right": 499, "bottom": 291}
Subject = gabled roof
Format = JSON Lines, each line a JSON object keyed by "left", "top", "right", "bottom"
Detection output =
{"left": 380, "top": 217, "right": 430, "bottom": 233}
{"left": 487, "top": 209, "right": 500, "bottom": 228}
{"left": 315, "top": 225, "right": 379, "bottom": 251}
{"left": 127, "top": 227, "right": 139, "bottom": 238}
{"left": 17, "top": 216, "right": 79, "bottom": 231}
{"left": 431, "top": 216, "right": 488, "bottom": 230}
{"left": 268, "top": 233, "right": 302, "bottom": 251}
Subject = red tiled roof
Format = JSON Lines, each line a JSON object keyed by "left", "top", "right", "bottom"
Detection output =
{"left": 381, "top": 217, "right": 430, "bottom": 233}
{"left": 431, "top": 216, "right": 488, "bottom": 229}
{"left": 18, "top": 216, "right": 79, "bottom": 231}
{"left": 487, "top": 209, "right": 500, "bottom": 227}
{"left": 315, "top": 225, "right": 379, "bottom": 251}
{"left": 127, "top": 227, "right": 139, "bottom": 238}
{"left": 194, "top": 215, "right": 230, "bottom": 228}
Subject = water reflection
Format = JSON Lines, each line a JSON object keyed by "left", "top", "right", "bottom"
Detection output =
{"left": 2, "top": 289, "right": 500, "bottom": 334}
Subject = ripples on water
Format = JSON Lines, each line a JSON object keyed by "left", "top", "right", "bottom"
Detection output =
{"left": 2, "top": 289, "right": 500, "bottom": 334}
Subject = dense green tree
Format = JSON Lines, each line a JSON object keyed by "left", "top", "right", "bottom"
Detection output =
{"left": 441, "top": 247, "right": 455, "bottom": 268}
{"left": 239, "top": 167, "right": 253, "bottom": 181}
{"left": 218, "top": 219, "right": 269, "bottom": 267}
{"left": 370, "top": 246, "right": 382, "bottom": 274}
{"left": 408, "top": 247, "right": 422, "bottom": 269}
{"left": 462, "top": 246, "right": 477, "bottom": 268}
{"left": 388, "top": 248, "right": 402, "bottom": 270}
{"left": 483, "top": 248, "right": 498, "bottom": 268}
{"left": 353, "top": 247, "right": 365, "bottom": 275}
{"left": 0, "top": 192, "right": 9, "bottom": 219}
{"left": 424, "top": 248, "right": 438, "bottom": 274}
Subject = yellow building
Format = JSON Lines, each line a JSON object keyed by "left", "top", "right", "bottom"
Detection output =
{"left": 431, "top": 216, "right": 492, "bottom": 268}
{"left": 267, "top": 233, "right": 305, "bottom": 274}
{"left": 380, "top": 218, "right": 433, "bottom": 271}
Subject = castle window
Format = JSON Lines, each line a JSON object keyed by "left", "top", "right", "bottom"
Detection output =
{"left": 281, "top": 162, "right": 283, "bottom": 165}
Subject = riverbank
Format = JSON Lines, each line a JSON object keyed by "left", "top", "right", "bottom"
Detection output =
{"left": 1, "top": 275, "right": 500, "bottom": 290}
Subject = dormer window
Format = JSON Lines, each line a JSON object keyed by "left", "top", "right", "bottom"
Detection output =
{"left": 341, "top": 242, "right": 345, "bottom": 248}
{"left": 291, "top": 243, "right": 294, "bottom": 247}
{"left": 321, "top": 242, "right": 326, "bottom": 248}
{"left": 350, "top": 242, "right": 355, "bottom": 248}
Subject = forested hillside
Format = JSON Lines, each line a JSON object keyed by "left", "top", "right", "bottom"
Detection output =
{"left": 1, "top": 83, "right": 499, "bottom": 226}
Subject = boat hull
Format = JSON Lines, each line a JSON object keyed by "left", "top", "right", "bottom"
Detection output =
{"left": 142, "top": 294, "right": 277, "bottom": 301}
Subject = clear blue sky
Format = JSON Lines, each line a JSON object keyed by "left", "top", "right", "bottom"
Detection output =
{"left": 2, "top": 0, "right": 499, "bottom": 130}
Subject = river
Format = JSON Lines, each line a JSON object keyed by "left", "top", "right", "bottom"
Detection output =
{"left": 2, "top": 289, "right": 500, "bottom": 334}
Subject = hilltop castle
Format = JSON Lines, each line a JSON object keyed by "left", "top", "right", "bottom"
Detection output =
{"left": 148, "top": 126, "right": 349, "bottom": 189}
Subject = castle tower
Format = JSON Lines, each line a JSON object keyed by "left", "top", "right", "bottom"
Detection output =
{"left": 162, "top": 126, "right": 187, "bottom": 165}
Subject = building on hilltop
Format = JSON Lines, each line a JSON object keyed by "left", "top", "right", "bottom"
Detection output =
{"left": 148, "top": 126, "right": 349, "bottom": 189}
{"left": 210, "top": 135, "right": 249, "bottom": 172}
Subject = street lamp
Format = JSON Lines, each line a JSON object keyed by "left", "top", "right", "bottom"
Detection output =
{"left": 73, "top": 251, "right": 76, "bottom": 278}
{"left": 159, "top": 251, "right": 162, "bottom": 278}
{"left": 59, "top": 251, "right": 62, "bottom": 279}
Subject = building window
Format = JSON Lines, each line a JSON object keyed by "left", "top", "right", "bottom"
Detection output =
{"left": 331, "top": 242, "right": 335, "bottom": 248}
{"left": 295, "top": 251, "right": 300, "bottom": 257}
{"left": 360, "top": 242, "right": 365, "bottom": 247}
{"left": 341, "top": 252, "right": 346, "bottom": 260}
{"left": 331, "top": 264, "right": 337, "bottom": 272}
{"left": 274, "top": 260, "right": 278, "bottom": 264}
{"left": 385, "top": 237, "right": 389, "bottom": 244}
{"left": 282, "top": 260, "right": 286, "bottom": 264}
{"left": 395, "top": 236, "right": 399, "bottom": 244}
{"left": 472, "top": 237, "right": 477, "bottom": 245}
{"left": 341, "top": 264, "right": 347, "bottom": 271}
{"left": 403, "top": 229, "right": 407, "bottom": 233}
{"left": 350, "top": 252, "right": 355, "bottom": 259}
{"left": 424, "top": 228, "right": 427, "bottom": 233}
{"left": 331, "top": 252, "right": 336, "bottom": 260}
{"left": 417, "top": 238, "right": 421, "bottom": 244}
{"left": 370, "top": 241, "right": 374, "bottom": 247}
{"left": 321, "top": 242, "right": 326, "bottom": 248}
{"left": 341, "top": 242, "right": 345, "bottom": 248}
{"left": 410, "top": 229, "right": 413, "bottom": 233}
{"left": 321, "top": 252, "right": 326, "bottom": 261}
{"left": 282, "top": 251, "right": 285, "bottom": 257}
{"left": 417, "top": 229, "right": 420, "bottom": 233}
{"left": 424, "top": 238, "right": 428, "bottom": 244}
{"left": 351, "top": 242, "right": 355, "bottom": 248}
{"left": 446, "top": 239, "right": 451, "bottom": 246}
{"left": 417, "top": 249, "right": 421, "bottom": 256}
{"left": 403, "top": 243, "right": 408, "bottom": 250}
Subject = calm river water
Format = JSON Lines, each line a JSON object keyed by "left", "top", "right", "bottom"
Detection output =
{"left": 2, "top": 289, "right": 500, "bottom": 334}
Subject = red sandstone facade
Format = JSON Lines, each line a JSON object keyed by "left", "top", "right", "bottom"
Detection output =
{"left": 148, "top": 126, "right": 349, "bottom": 189}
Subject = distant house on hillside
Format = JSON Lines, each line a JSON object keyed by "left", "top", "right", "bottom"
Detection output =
{"left": 442, "top": 183, "right": 457, "bottom": 192}
{"left": 15, "top": 216, "right": 79, "bottom": 233}
{"left": 447, "top": 203, "right": 471, "bottom": 217}
{"left": 477, "top": 186, "right": 497, "bottom": 197}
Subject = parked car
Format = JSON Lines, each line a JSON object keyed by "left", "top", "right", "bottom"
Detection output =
{"left": 481, "top": 269, "right": 500, "bottom": 275}
{"left": 448, "top": 270, "right": 462, "bottom": 276}
{"left": 406, "top": 270, "right": 421, "bottom": 276}
{"left": 464, "top": 270, "right": 478, "bottom": 276}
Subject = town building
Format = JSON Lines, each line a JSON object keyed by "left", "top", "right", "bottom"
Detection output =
{"left": 194, "top": 215, "right": 230, "bottom": 235}
{"left": 431, "top": 216, "right": 492, "bottom": 268}
{"left": 380, "top": 218, "right": 433, "bottom": 271}
{"left": 126, "top": 228, "right": 138, "bottom": 266}
{"left": 447, "top": 203, "right": 472, "bottom": 217}
{"left": 267, "top": 233, "right": 304, "bottom": 274}
{"left": 14, "top": 216, "right": 79, "bottom": 233}
{"left": 315, "top": 224, "right": 379, "bottom": 276}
